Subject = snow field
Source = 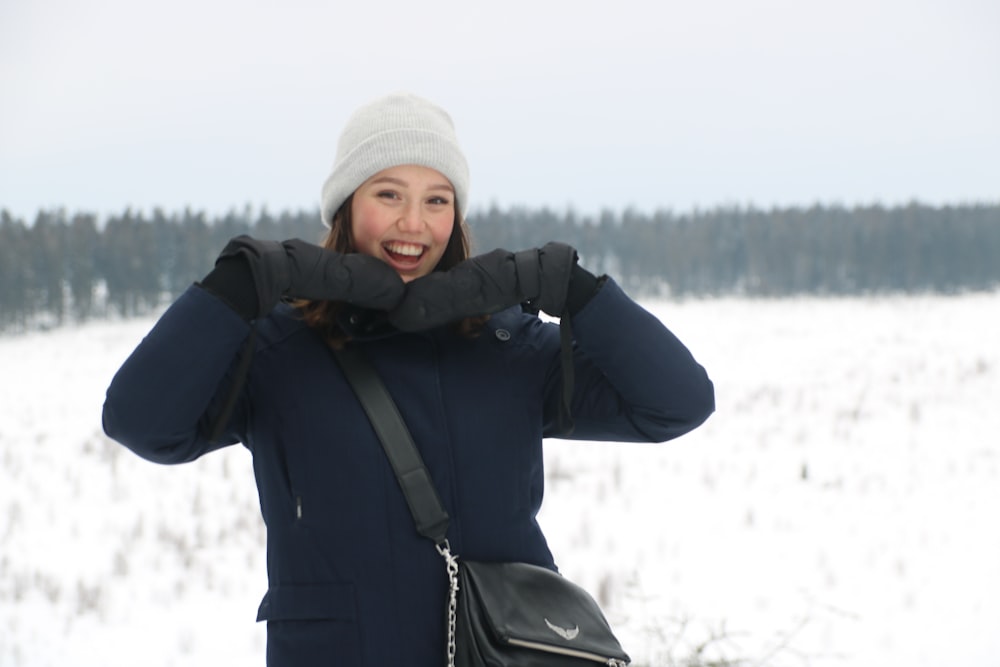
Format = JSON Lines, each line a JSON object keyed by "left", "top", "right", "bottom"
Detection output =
{"left": 2, "top": 292, "right": 998, "bottom": 666}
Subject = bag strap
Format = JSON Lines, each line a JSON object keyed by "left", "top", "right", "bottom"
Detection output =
{"left": 332, "top": 345, "right": 451, "bottom": 546}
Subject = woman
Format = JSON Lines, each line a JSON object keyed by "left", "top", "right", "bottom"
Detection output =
{"left": 103, "top": 93, "right": 715, "bottom": 666}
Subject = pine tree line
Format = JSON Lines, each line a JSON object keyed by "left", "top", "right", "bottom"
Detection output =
{"left": 473, "top": 202, "right": 1000, "bottom": 297}
{"left": 1, "top": 202, "right": 998, "bottom": 332}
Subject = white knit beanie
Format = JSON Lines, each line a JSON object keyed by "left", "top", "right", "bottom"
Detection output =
{"left": 320, "top": 93, "right": 470, "bottom": 227}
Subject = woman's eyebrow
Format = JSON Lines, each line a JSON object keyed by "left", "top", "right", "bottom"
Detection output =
{"left": 369, "top": 176, "right": 407, "bottom": 187}
{"left": 369, "top": 176, "right": 454, "bottom": 192}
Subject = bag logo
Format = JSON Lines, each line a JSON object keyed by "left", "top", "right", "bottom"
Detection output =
{"left": 544, "top": 618, "right": 580, "bottom": 640}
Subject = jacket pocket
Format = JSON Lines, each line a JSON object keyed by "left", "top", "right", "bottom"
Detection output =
{"left": 257, "top": 583, "right": 362, "bottom": 666}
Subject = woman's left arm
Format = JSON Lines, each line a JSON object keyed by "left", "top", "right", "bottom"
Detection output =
{"left": 384, "top": 242, "right": 713, "bottom": 441}
{"left": 545, "top": 277, "right": 715, "bottom": 443}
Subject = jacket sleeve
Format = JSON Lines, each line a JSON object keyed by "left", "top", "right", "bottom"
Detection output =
{"left": 102, "top": 285, "right": 253, "bottom": 464}
{"left": 543, "top": 278, "right": 715, "bottom": 442}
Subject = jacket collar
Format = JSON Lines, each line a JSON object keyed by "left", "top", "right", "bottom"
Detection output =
{"left": 338, "top": 306, "right": 400, "bottom": 341}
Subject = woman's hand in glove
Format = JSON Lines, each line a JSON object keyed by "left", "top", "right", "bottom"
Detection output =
{"left": 388, "top": 242, "right": 579, "bottom": 332}
{"left": 209, "top": 235, "right": 406, "bottom": 319}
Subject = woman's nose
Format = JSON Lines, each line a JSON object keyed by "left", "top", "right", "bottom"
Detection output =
{"left": 397, "top": 202, "right": 423, "bottom": 232}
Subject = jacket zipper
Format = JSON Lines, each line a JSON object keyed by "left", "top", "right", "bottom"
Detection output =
{"left": 295, "top": 495, "right": 303, "bottom": 520}
{"left": 506, "top": 638, "right": 627, "bottom": 666}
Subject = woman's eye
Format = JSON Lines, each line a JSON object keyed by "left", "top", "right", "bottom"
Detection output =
{"left": 377, "top": 190, "right": 399, "bottom": 200}
{"left": 428, "top": 196, "right": 450, "bottom": 206}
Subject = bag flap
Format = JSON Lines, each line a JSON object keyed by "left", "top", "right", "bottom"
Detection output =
{"left": 461, "top": 560, "right": 629, "bottom": 660}
{"left": 256, "top": 582, "right": 357, "bottom": 622}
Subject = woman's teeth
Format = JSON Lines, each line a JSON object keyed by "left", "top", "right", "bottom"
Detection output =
{"left": 384, "top": 242, "right": 424, "bottom": 258}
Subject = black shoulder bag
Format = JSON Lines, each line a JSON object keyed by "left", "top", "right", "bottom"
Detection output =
{"left": 333, "top": 345, "right": 631, "bottom": 667}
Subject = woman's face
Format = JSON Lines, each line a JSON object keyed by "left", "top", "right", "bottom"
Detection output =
{"left": 350, "top": 164, "right": 456, "bottom": 283}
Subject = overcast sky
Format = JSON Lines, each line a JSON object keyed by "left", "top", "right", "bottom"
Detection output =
{"left": 2, "top": 0, "right": 998, "bottom": 222}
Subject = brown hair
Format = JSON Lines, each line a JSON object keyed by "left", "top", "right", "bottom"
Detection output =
{"left": 296, "top": 195, "right": 486, "bottom": 347}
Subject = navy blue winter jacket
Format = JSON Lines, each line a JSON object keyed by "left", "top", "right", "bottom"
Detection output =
{"left": 102, "top": 277, "right": 714, "bottom": 666}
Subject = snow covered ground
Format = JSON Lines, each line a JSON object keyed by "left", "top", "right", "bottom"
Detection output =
{"left": 1, "top": 292, "right": 998, "bottom": 666}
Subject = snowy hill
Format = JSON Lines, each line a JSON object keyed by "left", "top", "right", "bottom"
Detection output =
{"left": 2, "top": 294, "right": 998, "bottom": 666}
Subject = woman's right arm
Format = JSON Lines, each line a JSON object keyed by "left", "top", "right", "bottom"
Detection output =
{"left": 103, "top": 236, "right": 407, "bottom": 464}
{"left": 102, "top": 284, "right": 253, "bottom": 464}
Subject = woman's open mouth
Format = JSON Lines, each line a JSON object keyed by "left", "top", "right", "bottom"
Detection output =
{"left": 383, "top": 241, "right": 426, "bottom": 269}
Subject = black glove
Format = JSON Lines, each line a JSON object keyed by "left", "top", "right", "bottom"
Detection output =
{"left": 211, "top": 235, "right": 405, "bottom": 319}
{"left": 388, "top": 242, "right": 578, "bottom": 332}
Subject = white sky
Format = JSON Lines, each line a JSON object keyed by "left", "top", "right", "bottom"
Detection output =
{"left": 1, "top": 0, "right": 998, "bottom": 221}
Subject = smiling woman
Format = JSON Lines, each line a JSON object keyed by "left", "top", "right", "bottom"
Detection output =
{"left": 100, "top": 92, "right": 715, "bottom": 667}
{"left": 350, "top": 166, "right": 457, "bottom": 282}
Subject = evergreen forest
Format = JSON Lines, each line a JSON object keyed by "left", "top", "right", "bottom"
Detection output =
{"left": 1, "top": 201, "right": 998, "bottom": 333}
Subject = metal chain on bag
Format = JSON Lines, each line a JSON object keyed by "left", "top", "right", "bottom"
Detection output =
{"left": 436, "top": 540, "right": 460, "bottom": 667}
